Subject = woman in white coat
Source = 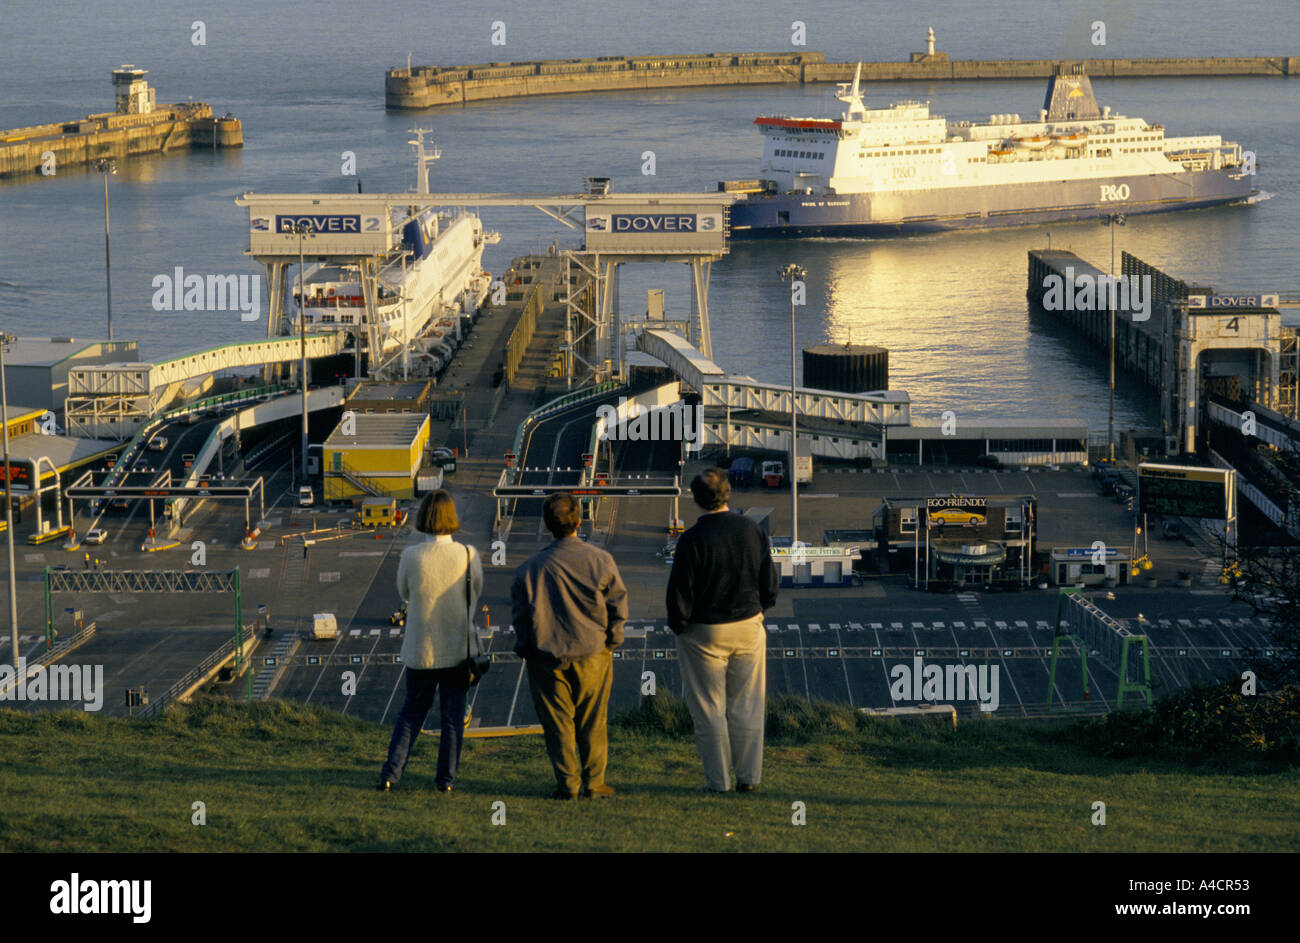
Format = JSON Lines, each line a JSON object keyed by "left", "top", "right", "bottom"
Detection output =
{"left": 379, "top": 490, "right": 483, "bottom": 792}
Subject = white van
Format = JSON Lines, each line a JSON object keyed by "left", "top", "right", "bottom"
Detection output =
{"left": 311, "top": 613, "right": 337, "bottom": 640}
{"left": 298, "top": 486, "right": 315, "bottom": 507}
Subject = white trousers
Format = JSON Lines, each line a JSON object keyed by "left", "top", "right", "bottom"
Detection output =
{"left": 675, "top": 613, "right": 766, "bottom": 790}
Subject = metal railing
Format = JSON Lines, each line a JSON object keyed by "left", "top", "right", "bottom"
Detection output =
{"left": 136, "top": 627, "right": 254, "bottom": 718}
{"left": 504, "top": 282, "right": 542, "bottom": 386}
{"left": 509, "top": 380, "right": 621, "bottom": 482}
{"left": 0, "top": 624, "right": 98, "bottom": 698}
{"left": 326, "top": 457, "right": 387, "bottom": 497}
{"left": 102, "top": 384, "right": 294, "bottom": 490}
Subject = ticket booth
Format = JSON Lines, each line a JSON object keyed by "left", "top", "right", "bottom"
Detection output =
{"left": 1050, "top": 547, "right": 1131, "bottom": 586}
{"left": 930, "top": 539, "right": 1007, "bottom": 587}
{"left": 771, "top": 546, "right": 857, "bottom": 587}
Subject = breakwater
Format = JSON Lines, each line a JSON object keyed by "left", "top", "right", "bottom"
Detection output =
{"left": 0, "top": 103, "right": 243, "bottom": 180}
{"left": 386, "top": 51, "right": 1297, "bottom": 109}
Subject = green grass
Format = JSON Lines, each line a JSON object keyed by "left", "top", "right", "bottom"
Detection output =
{"left": 0, "top": 697, "right": 1296, "bottom": 852}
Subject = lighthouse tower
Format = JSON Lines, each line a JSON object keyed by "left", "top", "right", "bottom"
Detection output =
{"left": 910, "top": 27, "right": 949, "bottom": 64}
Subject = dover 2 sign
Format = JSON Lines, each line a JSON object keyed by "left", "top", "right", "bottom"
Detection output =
{"left": 240, "top": 198, "right": 393, "bottom": 256}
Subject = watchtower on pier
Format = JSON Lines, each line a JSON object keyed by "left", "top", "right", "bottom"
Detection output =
{"left": 112, "top": 65, "right": 155, "bottom": 115}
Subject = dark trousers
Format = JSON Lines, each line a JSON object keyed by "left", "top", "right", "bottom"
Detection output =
{"left": 381, "top": 666, "right": 468, "bottom": 788}
{"left": 525, "top": 650, "right": 613, "bottom": 795}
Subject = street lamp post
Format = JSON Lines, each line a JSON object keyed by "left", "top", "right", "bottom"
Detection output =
{"left": 779, "top": 263, "right": 806, "bottom": 548}
{"left": 1, "top": 333, "right": 20, "bottom": 668}
{"left": 294, "top": 223, "right": 310, "bottom": 484}
{"left": 93, "top": 159, "right": 117, "bottom": 341}
{"left": 1102, "top": 213, "right": 1126, "bottom": 462}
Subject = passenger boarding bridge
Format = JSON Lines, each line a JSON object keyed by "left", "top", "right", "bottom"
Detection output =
{"left": 637, "top": 328, "right": 909, "bottom": 461}
{"left": 64, "top": 333, "right": 348, "bottom": 439}
{"left": 635, "top": 328, "right": 1087, "bottom": 464}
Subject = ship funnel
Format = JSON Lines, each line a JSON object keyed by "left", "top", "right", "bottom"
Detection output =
{"left": 1044, "top": 63, "right": 1102, "bottom": 121}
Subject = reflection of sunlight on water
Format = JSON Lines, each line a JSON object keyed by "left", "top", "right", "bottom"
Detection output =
{"left": 711, "top": 222, "right": 1193, "bottom": 430}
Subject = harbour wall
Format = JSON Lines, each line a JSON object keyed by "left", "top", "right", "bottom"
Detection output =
{"left": 0, "top": 103, "right": 243, "bottom": 179}
{"left": 386, "top": 52, "right": 1297, "bottom": 109}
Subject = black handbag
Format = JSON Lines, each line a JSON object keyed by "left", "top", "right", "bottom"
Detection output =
{"left": 458, "top": 545, "right": 491, "bottom": 686}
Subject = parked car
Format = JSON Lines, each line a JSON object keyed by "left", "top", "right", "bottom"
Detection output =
{"left": 929, "top": 509, "right": 987, "bottom": 527}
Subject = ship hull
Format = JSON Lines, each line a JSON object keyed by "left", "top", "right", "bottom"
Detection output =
{"left": 728, "top": 170, "right": 1256, "bottom": 237}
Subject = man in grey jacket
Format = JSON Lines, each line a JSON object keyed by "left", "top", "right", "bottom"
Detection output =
{"left": 512, "top": 492, "right": 627, "bottom": 799}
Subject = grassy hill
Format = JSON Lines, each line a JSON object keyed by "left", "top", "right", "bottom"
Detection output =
{"left": 1, "top": 697, "right": 1296, "bottom": 853}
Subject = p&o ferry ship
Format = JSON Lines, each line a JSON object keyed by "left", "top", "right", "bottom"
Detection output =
{"left": 723, "top": 64, "right": 1258, "bottom": 237}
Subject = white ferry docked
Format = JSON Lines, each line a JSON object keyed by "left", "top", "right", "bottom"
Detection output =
{"left": 292, "top": 133, "right": 495, "bottom": 374}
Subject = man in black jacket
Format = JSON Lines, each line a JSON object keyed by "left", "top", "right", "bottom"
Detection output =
{"left": 666, "top": 467, "right": 778, "bottom": 792}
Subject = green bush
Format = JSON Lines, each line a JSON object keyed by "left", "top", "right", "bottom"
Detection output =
{"left": 614, "top": 692, "right": 694, "bottom": 737}
{"left": 764, "top": 695, "right": 860, "bottom": 741}
{"left": 1077, "top": 681, "right": 1300, "bottom": 766}
{"left": 616, "top": 693, "right": 860, "bottom": 742}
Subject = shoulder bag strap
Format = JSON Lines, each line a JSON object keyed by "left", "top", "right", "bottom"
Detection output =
{"left": 465, "top": 544, "right": 474, "bottom": 659}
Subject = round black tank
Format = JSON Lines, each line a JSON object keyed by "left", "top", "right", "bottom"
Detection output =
{"left": 802, "top": 344, "right": 888, "bottom": 393}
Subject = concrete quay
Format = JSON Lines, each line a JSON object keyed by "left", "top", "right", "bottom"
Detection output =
{"left": 387, "top": 51, "right": 1297, "bottom": 109}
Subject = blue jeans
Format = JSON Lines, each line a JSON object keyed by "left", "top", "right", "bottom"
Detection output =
{"left": 381, "top": 667, "right": 468, "bottom": 788}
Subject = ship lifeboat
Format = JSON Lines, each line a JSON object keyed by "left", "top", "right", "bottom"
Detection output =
{"left": 1050, "top": 131, "right": 1089, "bottom": 143}
{"left": 1012, "top": 135, "right": 1050, "bottom": 150}
{"left": 988, "top": 148, "right": 1014, "bottom": 156}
